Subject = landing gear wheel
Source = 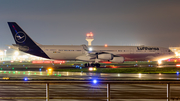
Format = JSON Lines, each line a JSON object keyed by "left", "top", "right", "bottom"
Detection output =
{"left": 84, "top": 63, "right": 88, "bottom": 67}
{"left": 95, "top": 63, "right": 100, "bottom": 68}
{"left": 91, "top": 63, "right": 95, "bottom": 67}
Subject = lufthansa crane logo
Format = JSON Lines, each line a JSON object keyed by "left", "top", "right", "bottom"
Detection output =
{"left": 15, "top": 31, "right": 26, "bottom": 43}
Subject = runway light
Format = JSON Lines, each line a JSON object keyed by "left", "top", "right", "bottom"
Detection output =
{"left": 93, "top": 79, "right": 97, "bottom": 84}
{"left": 158, "top": 60, "right": 162, "bottom": 65}
{"left": 177, "top": 71, "right": 179, "bottom": 75}
{"left": 24, "top": 77, "right": 28, "bottom": 81}
{"left": 104, "top": 44, "right": 108, "bottom": 47}
{"left": 89, "top": 67, "right": 93, "bottom": 71}
{"left": 39, "top": 68, "right": 41, "bottom": 71}
{"left": 176, "top": 64, "right": 180, "bottom": 67}
{"left": 159, "top": 73, "right": 161, "bottom": 75}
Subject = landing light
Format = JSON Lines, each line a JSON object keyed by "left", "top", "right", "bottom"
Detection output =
{"left": 89, "top": 47, "right": 93, "bottom": 51}
{"left": 158, "top": 60, "right": 162, "bottom": 65}
{"left": 89, "top": 67, "right": 93, "bottom": 71}
{"left": 89, "top": 67, "right": 96, "bottom": 71}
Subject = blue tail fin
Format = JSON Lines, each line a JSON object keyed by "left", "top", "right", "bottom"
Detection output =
{"left": 8, "top": 22, "right": 49, "bottom": 59}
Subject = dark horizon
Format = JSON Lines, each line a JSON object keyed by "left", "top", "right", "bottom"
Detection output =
{"left": 1, "top": 0, "right": 180, "bottom": 51}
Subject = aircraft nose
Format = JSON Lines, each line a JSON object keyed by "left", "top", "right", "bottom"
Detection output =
{"left": 171, "top": 52, "right": 176, "bottom": 57}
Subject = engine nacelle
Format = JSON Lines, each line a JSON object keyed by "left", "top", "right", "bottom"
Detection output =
{"left": 98, "top": 54, "right": 113, "bottom": 60}
{"left": 110, "top": 57, "right": 124, "bottom": 63}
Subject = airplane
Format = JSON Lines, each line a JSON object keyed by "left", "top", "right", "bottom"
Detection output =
{"left": 7, "top": 22, "right": 175, "bottom": 67}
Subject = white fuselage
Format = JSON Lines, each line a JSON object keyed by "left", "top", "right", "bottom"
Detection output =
{"left": 39, "top": 45, "right": 175, "bottom": 61}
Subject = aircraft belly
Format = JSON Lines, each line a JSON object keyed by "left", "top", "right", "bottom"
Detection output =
{"left": 121, "top": 53, "right": 174, "bottom": 61}
{"left": 45, "top": 52, "right": 82, "bottom": 60}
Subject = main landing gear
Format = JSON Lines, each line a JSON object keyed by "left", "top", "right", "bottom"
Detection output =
{"left": 84, "top": 63, "right": 100, "bottom": 67}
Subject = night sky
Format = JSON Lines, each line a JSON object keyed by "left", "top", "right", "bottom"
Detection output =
{"left": 1, "top": 0, "right": 180, "bottom": 51}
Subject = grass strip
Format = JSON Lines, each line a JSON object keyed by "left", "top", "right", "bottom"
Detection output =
{"left": 55, "top": 67, "right": 180, "bottom": 73}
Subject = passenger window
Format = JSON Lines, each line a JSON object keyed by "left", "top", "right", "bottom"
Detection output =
{"left": 50, "top": 49, "right": 56, "bottom": 51}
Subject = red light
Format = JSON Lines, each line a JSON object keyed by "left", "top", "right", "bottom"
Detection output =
{"left": 44, "top": 61, "right": 52, "bottom": 63}
{"left": 102, "top": 61, "right": 112, "bottom": 64}
{"left": 32, "top": 60, "right": 43, "bottom": 64}
{"left": 111, "top": 66, "right": 117, "bottom": 68}
{"left": 54, "top": 60, "right": 65, "bottom": 64}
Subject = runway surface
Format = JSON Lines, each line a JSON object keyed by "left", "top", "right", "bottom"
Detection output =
{"left": 0, "top": 65, "right": 179, "bottom": 101}
{"left": 0, "top": 69, "right": 179, "bottom": 81}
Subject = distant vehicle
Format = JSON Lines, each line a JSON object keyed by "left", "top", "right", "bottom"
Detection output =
{"left": 7, "top": 22, "right": 175, "bottom": 67}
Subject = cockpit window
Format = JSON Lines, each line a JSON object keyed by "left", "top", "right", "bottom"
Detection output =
{"left": 168, "top": 49, "right": 172, "bottom": 52}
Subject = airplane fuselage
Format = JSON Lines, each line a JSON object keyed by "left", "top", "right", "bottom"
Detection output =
{"left": 39, "top": 45, "right": 174, "bottom": 61}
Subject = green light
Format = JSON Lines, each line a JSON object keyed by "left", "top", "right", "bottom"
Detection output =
{"left": 12, "top": 68, "right": 14, "bottom": 70}
{"left": 9, "top": 71, "right": 11, "bottom": 73}
{"left": 1, "top": 68, "right": 2, "bottom": 70}
{"left": 55, "top": 74, "right": 56, "bottom": 75}
{"left": 23, "top": 72, "right": 25, "bottom": 74}
{"left": 29, "top": 73, "right": 31, "bottom": 74}
{"left": 18, "top": 72, "right": 20, "bottom": 74}
{"left": 4, "top": 71, "right": 6, "bottom": 73}
{"left": 26, "top": 67, "right": 27, "bottom": 69}
{"left": 58, "top": 74, "right": 61, "bottom": 76}
{"left": 13, "top": 72, "right": 15, "bottom": 74}
{"left": 47, "top": 74, "right": 49, "bottom": 75}
{"left": 34, "top": 73, "right": 36, "bottom": 74}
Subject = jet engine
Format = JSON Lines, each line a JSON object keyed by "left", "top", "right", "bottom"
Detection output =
{"left": 110, "top": 57, "right": 124, "bottom": 63}
{"left": 97, "top": 54, "right": 113, "bottom": 60}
